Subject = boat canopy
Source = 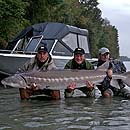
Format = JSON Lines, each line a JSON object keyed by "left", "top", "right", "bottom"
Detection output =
{"left": 6, "top": 22, "right": 88, "bottom": 50}
{"left": 0, "top": 22, "right": 92, "bottom": 76}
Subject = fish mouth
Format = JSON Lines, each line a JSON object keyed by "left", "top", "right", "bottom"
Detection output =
{"left": 1, "top": 75, "right": 27, "bottom": 88}
{"left": 1, "top": 78, "right": 9, "bottom": 86}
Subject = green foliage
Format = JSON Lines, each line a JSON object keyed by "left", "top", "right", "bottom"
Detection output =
{"left": 25, "top": 0, "right": 64, "bottom": 23}
{"left": 98, "top": 18, "right": 119, "bottom": 58}
{"left": 0, "top": 0, "right": 120, "bottom": 58}
{"left": 0, "top": 0, "right": 29, "bottom": 48}
{"left": 47, "top": 0, "right": 63, "bottom": 5}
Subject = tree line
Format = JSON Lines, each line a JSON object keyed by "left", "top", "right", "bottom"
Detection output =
{"left": 0, "top": 0, "right": 119, "bottom": 58}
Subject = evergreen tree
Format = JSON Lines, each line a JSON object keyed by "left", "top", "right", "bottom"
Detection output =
{"left": 0, "top": 0, "right": 120, "bottom": 58}
{"left": 0, "top": 0, "right": 29, "bottom": 48}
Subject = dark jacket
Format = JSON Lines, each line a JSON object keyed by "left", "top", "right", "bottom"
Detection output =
{"left": 64, "top": 59, "right": 94, "bottom": 70}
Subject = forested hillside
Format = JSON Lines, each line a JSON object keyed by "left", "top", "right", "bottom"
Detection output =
{"left": 0, "top": 0, "right": 119, "bottom": 58}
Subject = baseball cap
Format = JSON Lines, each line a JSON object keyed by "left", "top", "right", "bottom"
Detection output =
{"left": 74, "top": 48, "right": 85, "bottom": 55}
{"left": 38, "top": 46, "right": 48, "bottom": 53}
{"left": 99, "top": 47, "right": 110, "bottom": 55}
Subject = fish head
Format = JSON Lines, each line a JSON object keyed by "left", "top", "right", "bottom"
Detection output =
{"left": 1, "top": 75, "right": 27, "bottom": 88}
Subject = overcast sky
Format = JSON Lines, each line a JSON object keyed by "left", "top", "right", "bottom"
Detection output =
{"left": 98, "top": 0, "right": 130, "bottom": 57}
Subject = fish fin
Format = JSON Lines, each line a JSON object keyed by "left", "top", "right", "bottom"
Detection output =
{"left": 96, "top": 61, "right": 110, "bottom": 71}
{"left": 119, "top": 71, "right": 130, "bottom": 87}
{"left": 123, "top": 71, "right": 130, "bottom": 77}
{"left": 121, "top": 79, "right": 130, "bottom": 87}
{"left": 110, "top": 79, "right": 120, "bottom": 89}
{"left": 3, "top": 84, "right": 7, "bottom": 88}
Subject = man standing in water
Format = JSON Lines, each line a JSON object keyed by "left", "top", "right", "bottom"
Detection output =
{"left": 97, "top": 47, "right": 130, "bottom": 99}
{"left": 17, "top": 46, "right": 60, "bottom": 100}
{"left": 64, "top": 47, "right": 95, "bottom": 98}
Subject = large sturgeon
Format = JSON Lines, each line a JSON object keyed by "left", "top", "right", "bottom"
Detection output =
{"left": 1, "top": 65, "right": 130, "bottom": 90}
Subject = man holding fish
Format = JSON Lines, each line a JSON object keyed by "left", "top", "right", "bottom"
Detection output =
{"left": 17, "top": 47, "right": 96, "bottom": 99}
{"left": 97, "top": 47, "right": 130, "bottom": 99}
{"left": 64, "top": 47, "right": 95, "bottom": 98}
{"left": 17, "top": 46, "right": 61, "bottom": 100}
{"left": 2, "top": 46, "right": 130, "bottom": 100}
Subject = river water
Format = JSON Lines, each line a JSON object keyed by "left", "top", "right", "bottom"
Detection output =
{"left": 0, "top": 62, "right": 130, "bottom": 130}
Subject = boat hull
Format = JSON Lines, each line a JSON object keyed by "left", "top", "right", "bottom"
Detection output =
{"left": 0, "top": 53, "right": 70, "bottom": 80}
{"left": 0, "top": 54, "right": 32, "bottom": 76}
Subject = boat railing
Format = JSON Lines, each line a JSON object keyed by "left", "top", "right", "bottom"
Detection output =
{"left": 0, "top": 49, "right": 12, "bottom": 54}
{"left": 11, "top": 39, "right": 22, "bottom": 54}
{"left": 12, "top": 51, "right": 36, "bottom": 55}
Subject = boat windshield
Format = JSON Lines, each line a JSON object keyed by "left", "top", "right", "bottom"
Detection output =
{"left": 24, "top": 35, "right": 55, "bottom": 53}
{"left": 24, "top": 36, "right": 43, "bottom": 53}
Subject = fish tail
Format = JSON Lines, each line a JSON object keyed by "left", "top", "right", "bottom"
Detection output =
{"left": 122, "top": 71, "right": 130, "bottom": 87}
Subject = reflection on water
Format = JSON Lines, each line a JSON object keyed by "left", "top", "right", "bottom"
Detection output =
{"left": 0, "top": 62, "right": 130, "bottom": 130}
